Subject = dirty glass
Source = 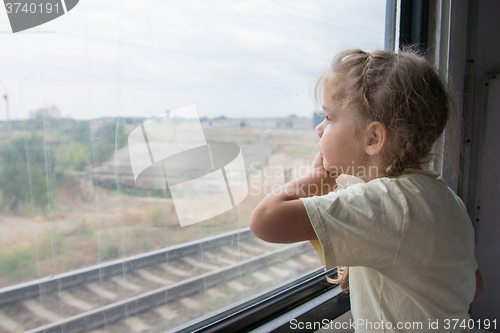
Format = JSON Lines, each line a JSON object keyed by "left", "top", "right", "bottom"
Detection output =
{"left": 0, "top": 0, "right": 386, "bottom": 331}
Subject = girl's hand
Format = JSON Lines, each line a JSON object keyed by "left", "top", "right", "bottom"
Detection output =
{"left": 311, "top": 151, "right": 338, "bottom": 183}
{"left": 250, "top": 151, "right": 338, "bottom": 243}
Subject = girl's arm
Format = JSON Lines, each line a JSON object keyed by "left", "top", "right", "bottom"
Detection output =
{"left": 473, "top": 268, "right": 483, "bottom": 302}
{"left": 250, "top": 152, "right": 337, "bottom": 243}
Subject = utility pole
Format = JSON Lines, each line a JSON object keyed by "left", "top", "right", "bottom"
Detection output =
{"left": 1, "top": 81, "right": 12, "bottom": 146}
{"left": 4, "top": 93, "right": 12, "bottom": 146}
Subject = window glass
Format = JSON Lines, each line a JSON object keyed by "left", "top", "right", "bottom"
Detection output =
{"left": 0, "top": 0, "right": 386, "bottom": 331}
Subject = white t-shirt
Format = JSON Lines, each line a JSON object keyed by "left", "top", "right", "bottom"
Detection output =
{"left": 300, "top": 169, "right": 477, "bottom": 332}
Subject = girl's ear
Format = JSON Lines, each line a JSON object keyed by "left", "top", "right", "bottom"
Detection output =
{"left": 365, "top": 121, "right": 387, "bottom": 156}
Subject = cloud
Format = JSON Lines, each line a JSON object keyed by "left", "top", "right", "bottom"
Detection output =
{"left": 0, "top": 0, "right": 386, "bottom": 120}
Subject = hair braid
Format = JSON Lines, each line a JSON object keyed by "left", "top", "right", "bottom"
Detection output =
{"left": 361, "top": 53, "right": 372, "bottom": 94}
{"left": 385, "top": 137, "right": 418, "bottom": 176}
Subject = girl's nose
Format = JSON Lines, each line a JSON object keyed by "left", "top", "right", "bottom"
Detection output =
{"left": 315, "top": 121, "right": 324, "bottom": 138}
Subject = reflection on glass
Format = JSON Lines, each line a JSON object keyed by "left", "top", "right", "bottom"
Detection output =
{"left": 0, "top": 0, "right": 385, "bottom": 331}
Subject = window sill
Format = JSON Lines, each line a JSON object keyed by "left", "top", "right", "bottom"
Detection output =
{"left": 173, "top": 268, "right": 350, "bottom": 333}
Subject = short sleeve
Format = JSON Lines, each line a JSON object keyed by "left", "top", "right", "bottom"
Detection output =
{"left": 300, "top": 179, "right": 406, "bottom": 270}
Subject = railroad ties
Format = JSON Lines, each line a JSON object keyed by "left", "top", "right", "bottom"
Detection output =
{"left": 0, "top": 228, "right": 321, "bottom": 333}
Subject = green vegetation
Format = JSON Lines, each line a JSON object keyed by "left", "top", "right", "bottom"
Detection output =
{"left": 27, "top": 106, "right": 61, "bottom": 131}
{"left": 101, "top": 242, "right": 119, "bottom": 260}
{"left": 150, "top": 206, "right": 165, "bottom": 226}
{"left": 61, "top": 118, "right": 128, "bottom": 165}
{"left": 90, "top": 119, "right": 128, "bottom": 164}
{"left": 0, "top": 135, "right": 57, "bottom": 211}
{"left": 0, "top": 245, "right": 37, "bottom": 283}
{"left": 142, "top": 239, "right": 152, "bottom": 250}
{"left": 0, "top": 103, "right": 138, "bottom": 212}
{"left": 73, "top": 220, "right": 95, "bottom": 238}
{"left": 55, "top": 141, "right": 91, "bottom": 172}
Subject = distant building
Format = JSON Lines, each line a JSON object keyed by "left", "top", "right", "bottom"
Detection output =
{"left": 202, "top": 116, "right": 314, "bottom": 129}
{"left": 313, "top": 112, "right": 323, "bottom": 128}
{"left": 285, "top": 116, "right": 313, "bottom": 129}
{"left": 201, "top": 118, "right": 240, "bottom": 127}
{"left": 242, "top": 118, "right": 284, "bottom": 129}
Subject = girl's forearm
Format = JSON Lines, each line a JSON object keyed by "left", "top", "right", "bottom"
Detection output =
{"left": 250, "top": 152, "right": 337, "bottom": 243}
{"left": 250, "top": 168, "right": 336, "bottom": 243}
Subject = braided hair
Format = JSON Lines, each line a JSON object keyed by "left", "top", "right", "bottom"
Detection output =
{"left": 315, "top": 49, "right": 453, "bottom": 291}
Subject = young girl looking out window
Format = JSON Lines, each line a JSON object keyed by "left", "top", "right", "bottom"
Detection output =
{"left": 250, "top": 49, "right": 482, "bottom": 332}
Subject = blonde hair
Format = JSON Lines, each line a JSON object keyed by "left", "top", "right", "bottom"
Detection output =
{"left": 316, "top": 48, "right": 453, "bottom": 291}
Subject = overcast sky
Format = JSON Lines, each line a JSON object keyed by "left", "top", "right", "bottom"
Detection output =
{"left": 0, "top": 0, "right": 386, "bottom": 120}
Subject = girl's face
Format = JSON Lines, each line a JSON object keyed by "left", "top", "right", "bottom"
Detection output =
{"left": 315, "top": 94, "right": 369, "bottom": 178}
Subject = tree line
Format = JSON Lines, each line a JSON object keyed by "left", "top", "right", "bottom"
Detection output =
{"left": 0, "top": 106, "right": 131, "bottom": 212}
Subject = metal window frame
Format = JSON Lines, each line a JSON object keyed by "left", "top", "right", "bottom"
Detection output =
{"left": 385, "top": 0, "right": 398, "bottom": 51}
{"left": 173, "top": 268, "right": 349, "bottom": 333}
{"left": 399, "top": 0, "right": 431, "bottom": 52}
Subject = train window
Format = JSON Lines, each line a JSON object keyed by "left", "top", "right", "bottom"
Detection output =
{"left": 0, "top": 0, "right": 387, "bottom": 331}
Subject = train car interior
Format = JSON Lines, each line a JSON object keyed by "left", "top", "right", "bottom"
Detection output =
{"left": 0, "top": 0, "right": 499, "bottom": 332}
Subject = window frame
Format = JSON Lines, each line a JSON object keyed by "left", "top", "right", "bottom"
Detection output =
{"left": 1, "top": 1, "right": 450, "bottom": 331}
{"left": 172, "top": 268, "right": 350, "bottom": 333}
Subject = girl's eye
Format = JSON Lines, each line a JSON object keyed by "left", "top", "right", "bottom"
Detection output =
{"left": 325, "top": 115, "right": 332, "bottom": 123}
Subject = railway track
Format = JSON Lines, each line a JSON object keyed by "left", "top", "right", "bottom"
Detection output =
{"left": 0, "top": 228, "right": 321, "bottom": 333}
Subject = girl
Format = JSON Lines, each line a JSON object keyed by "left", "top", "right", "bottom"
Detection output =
{"left": 250, "top": 49, "right": 482, "bottom": 332}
